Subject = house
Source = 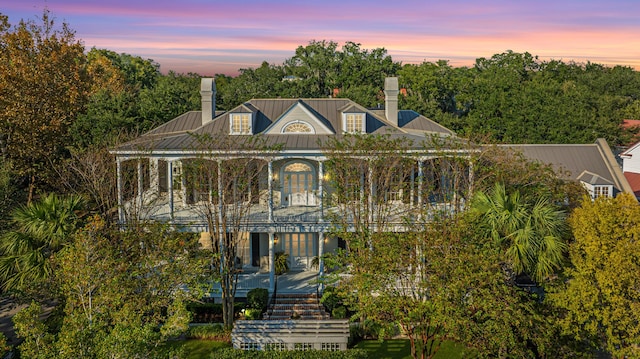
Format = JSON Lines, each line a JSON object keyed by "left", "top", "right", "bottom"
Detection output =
{"left": 502, "top": 140, "right": 633, "bottom": 200}
{"left": 111, "top": 77, "right": 464, "bottom": 294}
{"left": 112, "top": 77, "right": 634, "bottom": 297}
{"left": 619, "top": 140, "right": 640, "bottom": 199}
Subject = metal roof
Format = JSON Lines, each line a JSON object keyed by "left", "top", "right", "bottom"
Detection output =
{"left": 501, "top": 139, "right": 633, "bottom": 195}
{"left": 114, "top": 98, "right": 456, "bottom": 153}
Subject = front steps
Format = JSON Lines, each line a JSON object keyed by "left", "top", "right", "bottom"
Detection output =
{"left": 264, "top": 293, "right": 330, "bottom": 320}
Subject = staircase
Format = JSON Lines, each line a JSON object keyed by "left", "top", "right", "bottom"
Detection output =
{"left": 264, "top": 293, "right": 330, "bottom": 320}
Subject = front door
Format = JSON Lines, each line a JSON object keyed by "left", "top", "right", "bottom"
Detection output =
{"left": 281, "top": 233, "right": 317, "bottom": 271}
{"left": 282, "top": 162, "right": 316, "bottom": 206}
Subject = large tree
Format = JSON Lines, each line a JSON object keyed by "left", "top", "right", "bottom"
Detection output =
{"left": 0, "top": 10, "right": 89, "bottom": 201}
{"left": 551, "top": 193, "right": 640, "bottom": 358}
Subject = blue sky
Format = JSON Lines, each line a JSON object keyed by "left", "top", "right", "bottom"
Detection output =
{"left": 3, "top": 0, "right": 640, "bottom": 75}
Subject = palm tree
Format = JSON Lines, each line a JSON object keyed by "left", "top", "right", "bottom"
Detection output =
{"left": 470, "top": 183, "right": 567, "bottom": 282}
{"left": 0, "top": 193, "right": 85, "bottom": 291}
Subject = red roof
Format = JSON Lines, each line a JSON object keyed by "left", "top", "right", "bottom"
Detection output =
{"left": 623, "top": 172, "right": 640, "bottom": 197}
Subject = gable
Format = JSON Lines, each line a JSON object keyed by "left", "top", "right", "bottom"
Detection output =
{"left": 263, "top": 101, "right": 334, "bottom": 135}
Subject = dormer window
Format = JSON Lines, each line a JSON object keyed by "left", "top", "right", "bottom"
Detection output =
{"left": 592, "top": 185, "right": 612, "bottom": 199}
{"left": 343, "top": 113, "right": 365, "bottom": 133}
{"left": 230, "top": 113, "right": 252, "bottom": 135}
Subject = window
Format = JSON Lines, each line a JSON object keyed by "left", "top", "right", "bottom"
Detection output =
{"left": 343, "top": 113, "right": 365, "bottom": 133}
{"left": 321, "top": 343, "right": 341, "bottom": 351}
{"left": 230, "top": 113, "right": 252, "bottom": 134}
{"left": 593, "top": 185, "right": 611, "bottom": 198}
{"left": 240, "top": 342, "right": 259, "bottom": 350}
{"left": 294, "top": 343, "right": 314, "bottom": 351}
{"left": 282, "top": 121, "right": 314, "bottom": 134}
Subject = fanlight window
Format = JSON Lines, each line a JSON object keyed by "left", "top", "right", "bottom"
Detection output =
{"left": 284, "top": 163, "right": 312, "bottom": 172}
{"left": 282, "top": 121, "right": 314, "bottom": 134}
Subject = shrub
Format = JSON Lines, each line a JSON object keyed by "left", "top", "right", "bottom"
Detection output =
{"left": 275, "top": 251, "right": 289, "bottom": 275}
{"left": 247, "top": 288, "right": 269, "bottom": 311}
{"left": 187, "top": 302, "right": 245, "bottom": 323}
{"left": 186, "top": 324, "right": 230, "bottom": 341}
{"left": 332, "top": 306, "right": 347, "bottom": 319}
{"left": 320, "top": 287, "right": 341, "bottom": 313}
{"left": 244, "top": 308, "right": 263, "bottom": 320}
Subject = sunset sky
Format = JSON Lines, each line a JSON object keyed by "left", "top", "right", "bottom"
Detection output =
{"left": 3, "top": 0, "right": 640, "bottom": 76}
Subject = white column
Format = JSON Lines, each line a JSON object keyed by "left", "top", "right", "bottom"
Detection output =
{"left": 268, "top": 160, "right": 274, "bottom": 222}
{"left": 367, "top": 164, "right": 373, "bottom": 225}
{"left": 116, "top": 158, "right": 124, "bottom": 223}
{"left": 318, "top": 232, "right": 324, "bottom": 275}
{"left": 269, "top": 232, "right": 275, "bottom": 292}
{"left": 417, "top": 160, "right": 424, "bottom": 206}
{"left": 137, "top": 159, "right": 144, "bottom": 206}
{"left": 149, "top": 158, "right": 159, "bottom": 196}
{"left": 180, "top": 161, "right": 187, "bottom": 206}
{"left": 468, "top": 160, "right": 474, "bottom": 199}
{"left": 217, "top": 160, "right": 225, "bottom": 272}
{"left": 318, "top": 232, "right": 325, "bottom": 293}
{"left": 168, "top": 161, "right": 174, "bottom": 220}
{"left": 318, "top": 161, "right": 324, "bottom": 220}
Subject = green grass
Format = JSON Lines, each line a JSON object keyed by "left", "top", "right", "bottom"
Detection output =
{"left": 168, "top": 339, "right": 231, "bottom": 359}
{"left": 354, "top": 339, "right": 467, "bottom": 359}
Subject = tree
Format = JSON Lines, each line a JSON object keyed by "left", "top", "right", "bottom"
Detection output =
{"left": 551, "top": 194, "right": 640, "bottom": 358}
{"left": 470, "top": 183, "right": 567, "bottom": 282}
{"left": 322, "top": 134, "right": 472, "bottom": 359}
{"left": 0, "top": 10, "right": 89, "bottom": 201}
{"left": 14, "top": 216, "right": 207, "bottom": 358}
{"left": 185, "top": 133, "right": 276, "bottom": 327}
{"left": 0, "top": 193, "right": 85, "bottom": 294}
{"left": 70, "top": 48, "right": 164, "bottom": 148}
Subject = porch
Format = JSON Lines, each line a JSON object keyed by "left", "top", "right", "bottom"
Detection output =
{"left": 208, "top": 270, "right": 322, "bottom": 299}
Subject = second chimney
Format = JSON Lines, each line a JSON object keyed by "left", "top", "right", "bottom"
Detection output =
{"left": 384, "top": 77, "right": 399, "bottom": 127}
{"left": 200, "top": 78, "right": 216, "bottom": 126}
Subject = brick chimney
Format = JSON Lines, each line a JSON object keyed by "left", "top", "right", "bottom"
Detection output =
{"left": 384, "top": 77, "right": 399, "bottom": 127}
{"left": 200, "top": 78, "right": 216, "bottom": 126}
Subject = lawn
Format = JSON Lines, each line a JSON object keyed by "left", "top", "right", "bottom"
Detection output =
{"left": 353, "top": 339, "right": 467, "bottom": 359}
{"left": 170, "top": 339, "right": 231, "bottom": 359}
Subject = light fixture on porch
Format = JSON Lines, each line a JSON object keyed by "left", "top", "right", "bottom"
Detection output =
{"left": 274, "top": 235, "right": 279, "bottom": 244}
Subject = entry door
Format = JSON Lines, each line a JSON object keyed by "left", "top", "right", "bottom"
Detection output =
{"left": 282, "top": 233, "right": 317, "bottom": 271}
{"left": 282, "top": 162, "right": 316, "bottom": 206}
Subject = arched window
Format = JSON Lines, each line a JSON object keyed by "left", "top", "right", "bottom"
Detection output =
{"left": 282, "top": 121, "right": 315, "bottom": 134}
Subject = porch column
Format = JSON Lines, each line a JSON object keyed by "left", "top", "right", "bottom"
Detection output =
{"left": 367, "top": 163, "right": 373, "bottom": 225}
{"left": 268, "top": 160, "right": 274, "bottom": 222}
{"left": 318, "top": 160, "right": 324, "bottom": 220}
{"left": 116, "top": 158, "right": 124, "bottom": 223}
{"left": 318, "top": 232, "right": 324, "bottom": 275}
{"left": 181, "top": 161, "right": 187, "bottom": 206}
{"left": 468, "top": 160, "right": 474, "bottom": 199}
{"left": 417, "top": 160, "right": 424, "bottom": 206}
{"left": 410, "top": 168, "right": 415, "bottom": 207}
{"left": 217, "top": 160, "right": 225, "bottom": 272}
{"left": 137, "top": 159, "right": 144, "bottom": 207}
{"left": 268, "top": 231, "right": 275, "bottom": 292}
{"left": 168, "top": 161, "right": 174, "bottom": 220}
{"left": 149, "top": 158, "right": 159, "bottom": 196}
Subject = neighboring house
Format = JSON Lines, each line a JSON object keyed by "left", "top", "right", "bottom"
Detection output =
{"left": 619, "top": 140, "right": 640, "bottom": 199}
{"left": 503, "top": 141, "right": 633, "bottom": 200}
{"left": 111, "top": 77, "right": 461, "bottom": 293}
{"left": 112, "top": 77, "right": 634, "bottom": 294}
